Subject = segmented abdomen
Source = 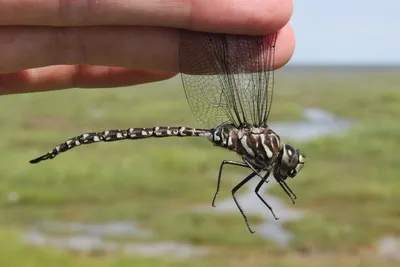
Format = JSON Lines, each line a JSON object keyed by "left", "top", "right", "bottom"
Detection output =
{"left": 30, "top": 127, "right": 211, "bottom": 164}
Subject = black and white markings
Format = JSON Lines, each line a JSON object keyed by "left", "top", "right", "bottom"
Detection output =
{"left": 29, "top": 127, "right": 211, "bottom": 164}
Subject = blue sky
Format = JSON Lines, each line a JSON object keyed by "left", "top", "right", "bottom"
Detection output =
{"left": 289, "top": 0, "right": 400, "bottom": 65}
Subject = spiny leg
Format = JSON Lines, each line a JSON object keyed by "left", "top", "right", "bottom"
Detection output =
{"left": 232, "top": 172, "right": 258, "bottom": 233}
{"left": 277, "top": 179, "right": 297, "bottom": 204}
{"left": 242, "top": 157, "right": 268, "bottom": 182}
{"left": 254, "top": 171, "right": 280, "bottom": 220}
{"left": 212, "top": 160, "right": 249, "bottom": 207}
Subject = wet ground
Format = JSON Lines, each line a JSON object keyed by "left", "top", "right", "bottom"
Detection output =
{"left": 23, "top": 222, "right": 208, "bottom": 259}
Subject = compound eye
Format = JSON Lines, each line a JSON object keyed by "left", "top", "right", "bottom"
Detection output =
{"left": 283, "top": 144, "right": 298, "bottom": 167}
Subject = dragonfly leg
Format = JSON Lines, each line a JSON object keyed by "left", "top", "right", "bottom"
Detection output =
{"left": 232, "top": 172, "right": 258, "bottom": 234}
{"left": 242, "top": 157, "right": 269, "bottom": 182}
{"left": 277, "top": 179, "right": 297, "bottom": 204}
{"left": 254, "top": 172, "right": 279, "bottom": 220}
{"left": 212, "top": 160, "right": 249, "bottom": 207}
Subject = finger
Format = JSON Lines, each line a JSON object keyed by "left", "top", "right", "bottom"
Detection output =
{"left": 0, "top": 24, "right": 295, "bottom": 74}
{"left": 275, "top": 24, "right": 295, "bottom": 68}
{"left": 0, "top": 65, "right": 176, "bottom": 95}
{"left": 0, "top": 0, "right": 292, "bottom": 35}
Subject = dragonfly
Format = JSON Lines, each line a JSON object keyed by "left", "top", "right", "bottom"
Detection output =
{"left": 30, "top": 29, "right": 306, "bottom": 233}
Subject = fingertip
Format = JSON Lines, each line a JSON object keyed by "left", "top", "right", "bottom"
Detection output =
{"left": 242, "top": 0, "right": 293, "bottom": 35}
{"left": 189, "top": 0, "right": 293, "bottom": 35}
{"left": 274, "top": 23, "right": 295, "bottom": 69}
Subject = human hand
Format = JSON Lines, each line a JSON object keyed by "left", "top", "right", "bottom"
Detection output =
{"left": 0, "top": 0, "right": 295, "bottom": 95}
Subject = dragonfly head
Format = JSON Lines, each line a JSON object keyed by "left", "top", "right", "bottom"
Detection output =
{"left": 273, "top": 144, "right": 306, "bottom": 180}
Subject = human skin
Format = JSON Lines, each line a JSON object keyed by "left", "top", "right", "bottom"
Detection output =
{"left": 0, "top": 0, "right": 295, "bottom": 95}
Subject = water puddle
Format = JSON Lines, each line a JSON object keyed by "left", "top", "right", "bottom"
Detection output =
{"left": 23, "top": 221, "right": 208, "bottom": 259}
{"left": 201, "top": 108, "right": 353, "bottom": 246}
{"left": 271, "top": 108, "right": 354, "bottom": 142}
{"left": 376, "top": 236, "right": 400, "bottom": 262}
{"left": 32, "top": 220, "right": 153, "bottom": 238}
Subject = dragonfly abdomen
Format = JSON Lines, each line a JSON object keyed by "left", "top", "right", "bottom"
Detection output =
{"left": 30, "top": 126, "right": 211, "bottom": 164}
{"left": 208, "top": 125, "right": 237, "bottom": 151}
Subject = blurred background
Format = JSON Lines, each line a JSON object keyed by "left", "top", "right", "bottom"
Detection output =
{"left": 0, "top": 1, "right": 399, "bottom": 267}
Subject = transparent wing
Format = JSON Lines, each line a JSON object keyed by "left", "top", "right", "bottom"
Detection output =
{"left": 179, "top": 30, "right": 277, "bottom": 129}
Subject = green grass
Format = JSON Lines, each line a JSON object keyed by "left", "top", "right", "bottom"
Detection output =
{"left": 0, "top": 69, "right": 400, "bottom": 266}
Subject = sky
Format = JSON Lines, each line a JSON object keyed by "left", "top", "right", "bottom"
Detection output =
{"left": 289, "top": 0, "right": 400, "bottom": 65}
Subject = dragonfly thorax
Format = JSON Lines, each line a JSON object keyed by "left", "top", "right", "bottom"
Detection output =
{"left": 210, "top": 125, "right": 281, "bottom": 168}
